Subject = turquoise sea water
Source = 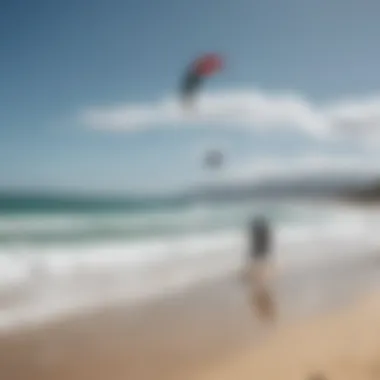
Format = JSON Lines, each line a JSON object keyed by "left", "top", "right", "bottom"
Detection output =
{"left": 0, "top": 193, "right": 380, "bottom": 331}
{"left": 0, "top": 194, "right": 330, "bottom": 244}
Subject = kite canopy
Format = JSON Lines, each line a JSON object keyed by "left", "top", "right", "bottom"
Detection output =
{"left": 191, "top": 53, "right": 223, "bottom": 76}
{"left": 180, "top": 53, "right": 224, "bottom": 108}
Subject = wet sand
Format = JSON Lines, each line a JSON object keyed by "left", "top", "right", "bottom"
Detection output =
{"left": 196, "top": 293, "right": 380, "bottom": 380}
{"left": 1, "top": 251, "right": 380, "bottom": 380}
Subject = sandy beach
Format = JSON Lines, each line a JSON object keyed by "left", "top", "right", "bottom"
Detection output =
{"left": 0, "top": 251, "right": 380, "bottom": 380}
{"left": 196, "top": 293, "right": 380, "bottom": 380}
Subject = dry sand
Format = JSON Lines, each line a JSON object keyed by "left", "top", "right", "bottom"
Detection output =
{"left": 195, "top": 294, "right": 380, "bottom": 380}
{"left": 0, "top": 252, "right": 380, "bottom": 380}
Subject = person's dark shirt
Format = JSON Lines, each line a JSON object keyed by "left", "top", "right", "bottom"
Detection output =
{"left": 249, "top": 218, "right": 271, "bottom": 258}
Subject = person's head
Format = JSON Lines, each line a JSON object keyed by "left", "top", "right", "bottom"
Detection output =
{"left": 253, "top": 215, "right": 267, "bottom": 227}
{"left": 249, "top": 215, "right": 268, "bottom": 233}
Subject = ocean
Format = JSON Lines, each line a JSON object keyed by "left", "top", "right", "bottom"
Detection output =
{"left": 0, "top": 194, "right": 379, "bottom": 331}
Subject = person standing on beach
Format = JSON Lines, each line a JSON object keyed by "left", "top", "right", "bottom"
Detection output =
{"left": 246, "top": 215, "right": 276, "bottom": 322}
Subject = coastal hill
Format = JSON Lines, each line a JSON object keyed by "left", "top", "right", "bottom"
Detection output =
{"left": 192, "top": 175, "right": 374, "bottom": 202}
{"left": 343, "top": 180, "right": 380, "bottom": 202}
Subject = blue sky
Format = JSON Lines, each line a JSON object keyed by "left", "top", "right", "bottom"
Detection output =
{"left": 2, "top": 0, "right": 380, "bottom": 194}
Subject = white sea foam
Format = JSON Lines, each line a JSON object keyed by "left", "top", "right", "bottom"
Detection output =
{"left": 0, "top": 201, "right": 379, "bottom": 331}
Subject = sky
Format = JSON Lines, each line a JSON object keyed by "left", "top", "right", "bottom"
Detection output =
{"left": 2, "top": 0, "right": 380, "bottom": 194}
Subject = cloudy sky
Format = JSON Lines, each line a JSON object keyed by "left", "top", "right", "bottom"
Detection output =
{"left": 2, "top": 0, "right": 380, "bottom": 194}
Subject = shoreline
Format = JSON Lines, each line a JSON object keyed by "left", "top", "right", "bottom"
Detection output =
{"left": 0, "top": 250, "right": 379, "bottom": 379}
{"left": 1, "top": 246, "right": 379, "bottom": 337}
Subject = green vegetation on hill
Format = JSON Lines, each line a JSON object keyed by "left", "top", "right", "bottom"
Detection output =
{"left": 344, "top": 181, "right": 380, "bottom": 202}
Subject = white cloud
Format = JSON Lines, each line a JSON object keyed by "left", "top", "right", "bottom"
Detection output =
{"left": 81, "top": 88, "right": 380, "bottom": 141}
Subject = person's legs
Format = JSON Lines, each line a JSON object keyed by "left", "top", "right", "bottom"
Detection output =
{"left": 252, "top": 257, "right": 269, "bottom": 287}
{"left": 248, "top": 256, "right": 277, "bottom": 322}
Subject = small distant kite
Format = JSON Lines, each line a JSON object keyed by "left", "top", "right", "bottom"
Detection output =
{"left": 180, "top": 53, "right": 224, "bottom": 109}
{"left": 203, "top": 149, "right": 224, "bottom": 170}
